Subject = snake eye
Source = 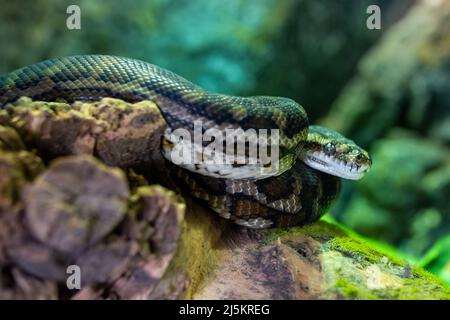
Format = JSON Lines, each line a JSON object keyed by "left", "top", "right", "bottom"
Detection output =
{"left": 324, "top": 142, "right": 336, "bottom": 155}
{"left": 355, "top": 153, "right": 364, "bottom": 161}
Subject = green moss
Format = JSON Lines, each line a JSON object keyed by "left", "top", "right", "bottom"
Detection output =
{"left": 334, "top": 278, "right": 378, "bottom": 300}
{"left": 327, "top": 236, "right": 406, "bottom": 267}
{"left": 326, "top": 247, "right": 450, "bottom": 299}
{"left": 266, "top": 219, "right": 406, "bottom": 266}
{"left": 374, "top": 268, "right": 450, "bottom": 300}
{"left": 263, "top": 219, "right": 450, "bottom": 299}
{"left": 300, "top": 220, "right": 347, "bottom": 240}
{"left": 264, "top": 219, "right": 346, "bottom": 244}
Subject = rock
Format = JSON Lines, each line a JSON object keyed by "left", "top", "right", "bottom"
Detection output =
{"left": 0, "top": 126, "right": 44, "bottom": 210}
{"left": 0, "top": 125, "right": 26, "bottom": 151}
{"left": 109, "top": 186, "right": 185, "bottom": 299}
{"left": 0, "top": 101, "right": 186, "bottom": 298}
{"left": 193, "top": 220, "right": 450, "bottom": 299}
{"left": 2, "top": 97, "right": 173, "bottom": 190}
{"left": 128, "top": 186, "right": 185, "bottom": 255}
{"left": 24, "top": 156, "right": 130, "bottom": 255}
{"left": 75, "top": 240, "right": 139, "bottom": 286}
{"left": 3, "top": 97, "right": 167, "bottom": 170}
{"left": 0, "top": 155, "right": 186, "bottom": 299}
{"left": 150, "top": 198, "right": 226, "bottom": 300}
{"left": 7, "top": 242, "right": 67, "bottom": 281}
{"left": 0, "top": 128, "right": 45, "bottom": 264}
{"left": 0, "top": 268, "right": 58, "bottom": 300}
{"left": 0, "top": 150, "right": 44, "bottom": 210}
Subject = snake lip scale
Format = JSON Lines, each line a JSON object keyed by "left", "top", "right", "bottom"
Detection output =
{"left": 0, "top": 55, "right": 372, "bottom": 228}
{"left": 303, "top": 151, "right": 370, "bottom": 180}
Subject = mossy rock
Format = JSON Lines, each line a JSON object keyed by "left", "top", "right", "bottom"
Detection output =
{"left": 192, "top": 219, "right": 450, "bottom": 300}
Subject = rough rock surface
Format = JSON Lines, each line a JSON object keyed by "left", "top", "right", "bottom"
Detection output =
{"left": 194, "top": 221, "right": 450, "bottom": 299}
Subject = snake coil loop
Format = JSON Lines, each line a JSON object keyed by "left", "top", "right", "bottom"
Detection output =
{"left": 0, "top": 55, "right": 371, "bottom": 228}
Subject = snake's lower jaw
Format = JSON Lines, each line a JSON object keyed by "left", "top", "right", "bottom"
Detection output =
{"left": 302, "top": 152, "right": 370, "bottom": 180}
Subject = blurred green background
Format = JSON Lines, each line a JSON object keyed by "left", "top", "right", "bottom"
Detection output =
{"left": 0, "top": 0, "right": 449, "bottom": 283}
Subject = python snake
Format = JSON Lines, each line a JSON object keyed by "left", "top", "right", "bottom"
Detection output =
{"left": 0, "top": 55, "right": 372, "bottom": 228}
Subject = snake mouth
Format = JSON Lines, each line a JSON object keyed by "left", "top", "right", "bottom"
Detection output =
{"left": 303, "top": 151, "right": 370, "bottom": 180}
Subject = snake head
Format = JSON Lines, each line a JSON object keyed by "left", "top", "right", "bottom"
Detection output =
{"left": 302, "top": 125, "right": 372, "bottom": 180}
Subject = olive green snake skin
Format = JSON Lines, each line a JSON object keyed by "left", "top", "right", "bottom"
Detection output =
{"left": 0, "top": 55, "right": 372, "bottom": 228}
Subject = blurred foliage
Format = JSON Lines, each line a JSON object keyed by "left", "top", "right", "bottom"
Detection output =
{"left": 250, "top": 0, "right": 396, "bottom": 120}
{"left": 420, "top": 234, "right": 450, "bottom": 284}
{"left": 0, "top": 0, "right": 401, "bottom": 118}
{"left": 0, "top": 0, "right": 449, "bottom": 284}
{"left": 339, "top": 130, "right": 449, "bottom": 257}
{"left": 321, "top": 0, "right": 450, "bottom": 146}
{"left": 0, "top": 0, "right": 296, "bottom": 94}
{"left": 323, "top": 0, "right": 450, "bottom": 282}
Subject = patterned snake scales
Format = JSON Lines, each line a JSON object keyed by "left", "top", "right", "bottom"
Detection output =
{"left": 0, "top": 55, "right": 372, "bottom": 228}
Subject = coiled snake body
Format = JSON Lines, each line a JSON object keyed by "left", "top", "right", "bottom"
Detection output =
{"left": 0, "top": 55, "right": 371, "bottom": 228}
